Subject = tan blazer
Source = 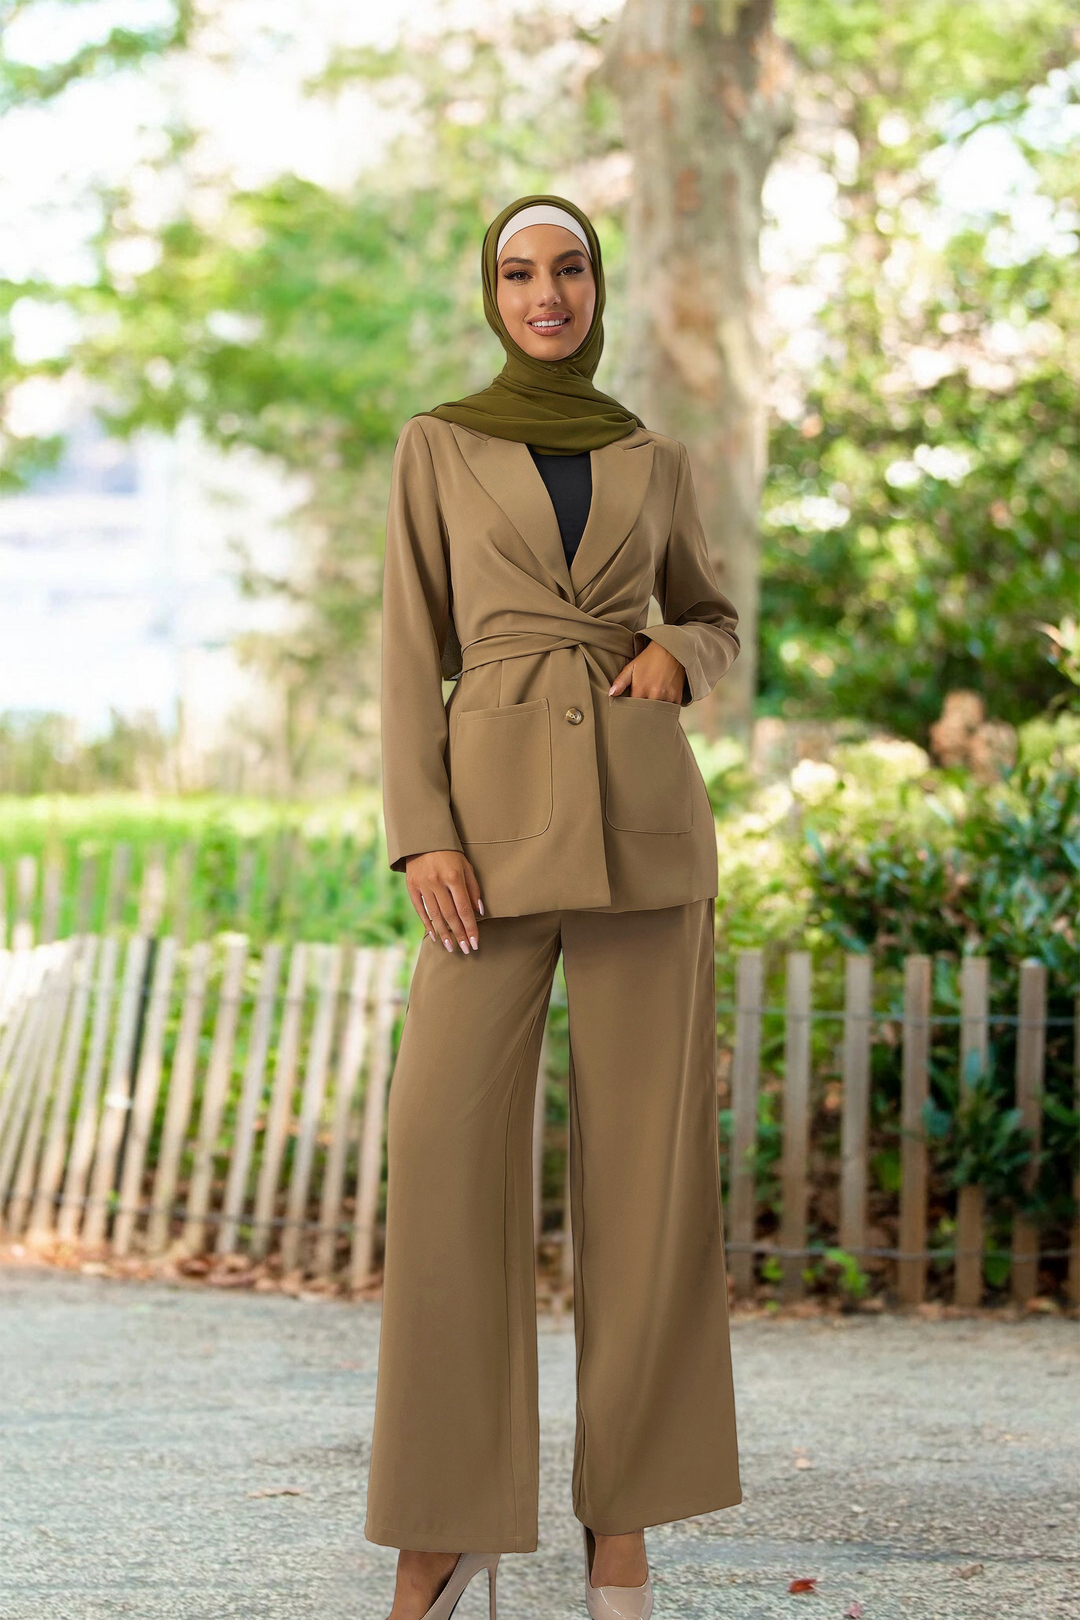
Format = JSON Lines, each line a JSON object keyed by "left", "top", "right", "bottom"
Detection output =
{"left": 380, "top": 413, "right": 740, "bottom": 916}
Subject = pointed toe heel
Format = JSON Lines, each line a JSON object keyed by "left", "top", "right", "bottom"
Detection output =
{"left": 421, "top": 1551, "right": 501, "bottom": 1620}
{"left": 583, "top": 1526, "right": 654, "bottom": 1620}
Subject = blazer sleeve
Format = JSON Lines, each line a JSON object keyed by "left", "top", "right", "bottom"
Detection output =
{"left": 632, "top": 441, "right": 741, "bottom": 706}
{"left": 380, "top": 416, "right": 465, "bottom": 873}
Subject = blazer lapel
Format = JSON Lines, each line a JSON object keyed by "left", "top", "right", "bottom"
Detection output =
{"left": 451, "top": 424, "right": 656, "bottom": 603}
{"left": 452, "top": 426, "right": 573, "bottom": 597}
{"left": 570, "top": 431, "right": 655, "bottom": 597}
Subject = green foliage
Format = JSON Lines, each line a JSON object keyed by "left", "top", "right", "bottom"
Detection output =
{"left": 777, "top": 0, "right": 1076, "bottom": 108}
{"left": 0, "top": 0, "right": 194, "bottom": 113}
{"left": 802, "top": 745, "right": 1079, "bottom": 981}
{"left": 0, "top": 9, "right": 632, "bottom": 774}
{"left": 0, "top": 793, "right": 415, "bottom": 946}
{"left": 820, "top": 1247, "right": 871, "bottom": 1304}
{"left": 762, "top": 0, "right": 1078, "bottom": 736}
{"left": 3, "top": 0, "right": 1075, "bottom": 743}
{"left": 78, "top": 179, "right": 475, "bottom": 467}
{"left": 921, "top": 1061, "right": 1034, "bottom": 1202}
{"left": 0, "top": 710, "right": 171, "bottom": 794}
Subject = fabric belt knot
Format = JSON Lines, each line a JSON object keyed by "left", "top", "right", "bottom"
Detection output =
{"left": 458, "top": 621, "right": 637, "bottom": 677}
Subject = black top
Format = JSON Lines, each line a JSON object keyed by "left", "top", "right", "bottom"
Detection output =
{"left": 528, "top": 446, "right": 592, "bottom": 568}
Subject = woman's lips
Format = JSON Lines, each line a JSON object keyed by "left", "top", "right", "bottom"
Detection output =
{"left": 527, "top": 315, "right": 571, "bottom": 333}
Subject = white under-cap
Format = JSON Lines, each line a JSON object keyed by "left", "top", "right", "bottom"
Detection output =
{"left": 495, "top": 204, "right": 591, "bottom": 262}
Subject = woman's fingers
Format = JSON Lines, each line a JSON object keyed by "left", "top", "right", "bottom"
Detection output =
{"left": 445, "top": 873, "right": 480, "bottom": 950}
{"left": 404, "top": 851, "right": 484, "bottom": 953}
{"left": 463, "top": 861, "right": 485, "bottom": 919}
{"left": 424, "top": 881, "right": 477, "bottom": 953}
{"left": 408, "top": 886, "right": 438, "bottom": 942}
{"left": 609, "top": 643, "right": 686, "bottom": 702}
{"left": 608, "top": 655, "right": 637, "bottom": 696}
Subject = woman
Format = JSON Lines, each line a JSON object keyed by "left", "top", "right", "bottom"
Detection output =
{"left": 367, "top": 194, "right": 743, "bottom": 1620}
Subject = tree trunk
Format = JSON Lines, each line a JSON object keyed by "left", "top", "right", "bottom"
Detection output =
{"left": 599, "top": 0, "right": 792, "bottom": 746}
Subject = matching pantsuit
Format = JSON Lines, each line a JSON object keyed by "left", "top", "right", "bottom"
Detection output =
{"left": 366, "top": 413, "right": 743, "bottom": 1550}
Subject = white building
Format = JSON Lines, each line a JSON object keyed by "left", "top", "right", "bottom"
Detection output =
{"left": 0, "top": 388, "right": 303, "bottom": 783}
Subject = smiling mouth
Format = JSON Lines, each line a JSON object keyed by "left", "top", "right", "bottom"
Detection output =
{"left": 527, "top": 315, "right": 571, "bottom": 333}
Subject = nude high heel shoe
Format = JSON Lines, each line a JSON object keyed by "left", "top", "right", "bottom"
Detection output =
{"left": 583, "top": 1526, "right": 654, "bottom": 1620}
{"left": 418, "top": 1552, "right": 501, "bottom": 1620}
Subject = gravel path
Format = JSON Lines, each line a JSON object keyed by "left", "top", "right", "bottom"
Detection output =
{"left": 0, "top": 1265, "right": 1077, "bottom": 1620}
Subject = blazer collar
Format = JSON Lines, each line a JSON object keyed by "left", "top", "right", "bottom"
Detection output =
{"left": 450, "top": 423, "right": 656, "bottom": 600}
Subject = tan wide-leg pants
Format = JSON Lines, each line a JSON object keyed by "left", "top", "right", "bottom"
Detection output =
{"left": 364, "top": 898, "right": 741, "bottom": 1553}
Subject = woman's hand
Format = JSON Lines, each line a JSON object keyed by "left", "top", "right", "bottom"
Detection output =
{"left": 608, "top": 640, "right": 687, "bottom": 703}
{"left": 405, "top": 850, "right": 484, "bottom": 954}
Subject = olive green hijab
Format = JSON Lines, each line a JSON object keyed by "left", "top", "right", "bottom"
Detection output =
{"left": 420, "top": 193, "right": 645, "bottom": 454}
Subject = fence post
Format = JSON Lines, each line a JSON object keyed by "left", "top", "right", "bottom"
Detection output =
{"left": 75, "top": 856, "right": 99, "bottom": 935}
{"left": 29, "top": 936, "right": 99, "bottom": 1241}
{"left": 103, "top": 843, "right": 132, "bottom": 932}
{"left": 137, "top": 845, "right": 167, "bottom": 937}
{"left": 314, "top": 946, "right": 374, "bottom": 1279}
{"left": 251, "top": 942, "right": 309, "bottom": 1259}
{"left": 169, "top": 844, "right": 196, "bottom": 945}
{"left": 6, "top": 943, "right": 77, "bottom": 1233}
{"left": 182, "top": 936, "right": 249, "bottom": 1255}
{"left": 898, "top": 954, "right": 931, "bottom": 1306}
{"left": 0, "top": 950, "right": 58, "bottom": 1203}
{"left": 281, "top": 943, "right": 342, "bottom": 1275}
{"left": 57, "top": 936, "right": 121, "bottom": 1243}
{"left": 113, "top": 938, "right": 179, "bottom": 1257}
{"left": 13, "top": 855, "right": 37, "bottom": 950}
{"left": 729, "top": 949, "right": 763, "bottom": 1298}
{"left": 217, "top": 942, "right": 285, "bottom": 1257}
{"left": 779, "top": 951, "right": 811, "bottom": 1301}
{"left": 146, "top": 941, "right": 211, "bottom": 1254}
{"left": 40, "top": 856, "right": 63, "bottom": 945}
{"left": 840, "top": 953, "right": 873, "bottom": 1279}
{"left": 1012, "top": 959, "right": 1047, "bottom": 1302}
{"left": 0, "top": 948, "right": 51, "bottom": 1129}
{"left": 83, "top": 934, "right": 151, "bottom": 1248}
{"left": 955, "top": 956, "right": 989, "bottom": 1307}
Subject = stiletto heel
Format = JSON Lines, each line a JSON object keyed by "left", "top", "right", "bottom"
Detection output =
{"left": 583, "top": 1526, "right": 653, "bottom": 1620}
{"left": 418, "top": 1551, "right": 501, "bottom": 1620}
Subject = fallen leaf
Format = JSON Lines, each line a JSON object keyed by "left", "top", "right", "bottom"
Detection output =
{"left": 789, "top": 1576, "right": 818, "bottom": 1593}
{"left": 246, "top": 1487, "right": 305, "bottom": 1499}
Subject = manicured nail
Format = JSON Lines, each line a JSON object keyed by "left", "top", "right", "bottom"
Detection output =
{"left": 469, "top": 936, "right": 478, "bottom": 950}
{"left": 477, "top": 899, "right": 485, "bottom": 915}
{"left": 444, "top": 939, "right": 454, "bottom": 952}
{"left": 608, "top": 684, "right": 616, "bottom": 694}
{"left": 459, "top": 939, "right": 469, "bottom": 954}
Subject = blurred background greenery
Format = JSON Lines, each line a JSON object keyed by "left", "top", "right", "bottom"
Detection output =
{"left": 0, "top": 0, "right": 1075, "bottom": 1299}
{"left": 0, "top": 0, "right": 1076, "bottom": 962}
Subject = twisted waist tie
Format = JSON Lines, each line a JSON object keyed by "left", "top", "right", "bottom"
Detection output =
{"left": 458, "top": 623, "right": 638, "bottom": 686}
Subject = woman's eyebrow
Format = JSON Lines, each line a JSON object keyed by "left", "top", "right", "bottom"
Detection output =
{"left": 499, "top": 248, "right": 588, "bottom": 267}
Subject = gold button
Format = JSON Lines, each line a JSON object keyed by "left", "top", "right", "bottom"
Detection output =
{"left": 565, "top": 706, "right": 583, "bottom": 725}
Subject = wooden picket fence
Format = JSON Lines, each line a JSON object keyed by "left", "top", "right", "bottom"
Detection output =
{"left": 0, "top": 933, "right": 410, "bottom": 1290}
{"left": 0, "top": 933, "right": 1076, "bottom": 1306}
{"left": 2, "top": 845, "right": 205, "bottom": 946}
{"left": 0, "top": 837, "right": 378, "bottom": 949}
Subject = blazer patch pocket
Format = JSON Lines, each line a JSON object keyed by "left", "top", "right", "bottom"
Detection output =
{"left": 604, "top": 695, "right": 693, "bottom": 835}
{"left": 449, "top": 699, "right": 553, "bottom": 844}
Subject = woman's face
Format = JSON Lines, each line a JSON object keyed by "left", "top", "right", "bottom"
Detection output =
{"left": 495, "top": 222, "right": 596, "bottom": 362}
